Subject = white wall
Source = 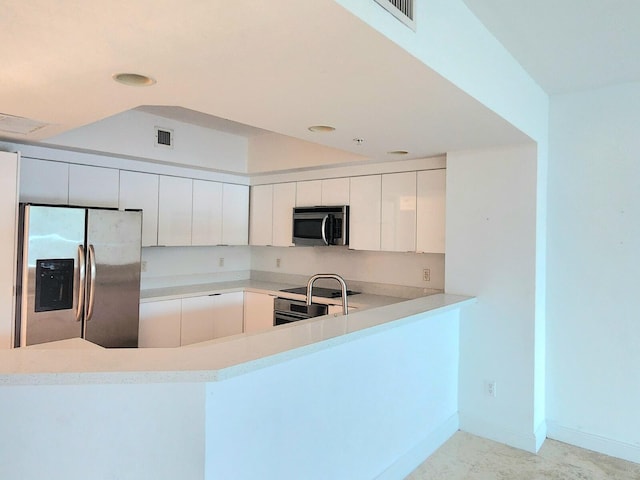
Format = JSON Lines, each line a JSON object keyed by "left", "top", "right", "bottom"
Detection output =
{"left": 205, "top": 308, "right": 460, "bottom": 479}
{"left": 446, "top": 144, "right": 541, "bottom": 452}
{"left": 0, "top": 382, "right": 206, "bottom": 480}
{"left": 248, "top": 132, "right": 368, "bottom": 173}
{"left": 46, "top": 109, "right": 249, "bottom": 173}
{"left": 141, "top": 246, "right": 252, "bottom": 289}
{"left": 251, "top": 246, "right": 444, "bottom": 292}
{"left": 546, "top": 83, "right": 640, "bottom": 463}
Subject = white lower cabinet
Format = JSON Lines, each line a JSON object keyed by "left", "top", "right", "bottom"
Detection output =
{"left": 210, "top": 291, "right": 245, "bottom": 339}
{"left": 181, "top": 292, "right": 244, "bottom": 345}
{"left": 244, "top": 292, "right": 275, "bottom": 333}
{"left": 139, "top": 299, "right": 182, "bottom": 348}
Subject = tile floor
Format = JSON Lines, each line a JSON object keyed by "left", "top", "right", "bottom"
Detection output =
{"left": 406, "top": 431, "right": 640, "bottom": 479}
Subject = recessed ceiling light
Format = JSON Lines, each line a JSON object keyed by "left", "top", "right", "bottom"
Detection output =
{"left": 387, "top": 150, "right": 409, "bottom": 155}
{"left": 308, "top": 125, "right": 335, "bottom": 133}
{"left": 113, "top": 73, "right": 156, "bottom": 87}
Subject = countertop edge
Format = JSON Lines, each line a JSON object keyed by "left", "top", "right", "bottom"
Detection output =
{"left": 0, "top": 294, "right": 475, "bottom": 386}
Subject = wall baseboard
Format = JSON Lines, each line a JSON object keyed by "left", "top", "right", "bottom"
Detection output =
{"left": 375, "top": 413, "right": 459, "bottom": 480}
{"left": 546, "top": 421, "right": 640, "bottom": 464}
{"left": 459, "top": 413, "right": 541, "bottom": 453}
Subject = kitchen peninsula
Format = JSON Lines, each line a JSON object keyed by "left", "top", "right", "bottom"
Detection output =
{"left": 0, "top": 288, "right": 473, "bottom": 480}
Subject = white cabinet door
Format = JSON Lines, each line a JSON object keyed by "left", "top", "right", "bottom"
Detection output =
{"left": 272, "top": 182, "right": 296, "bottom": 247}
{"left": 222, "top": 184, "right": 249, "bottom": 245}
{"left": 192, "top": 180, "right": 223, "bottom": 246}
{"left": 19, "top": 157, "right": 69, "bottom": 205}
{"left": 68, "top": 164, "right": 119, "bottom": 208}
{"left": 211, "top": 291, "right": 244, "bottom": 338}
{"left": 296, "top": 180, "right": 322, "bottom": 206}
{"left": 243, "top": 292, "right": 275, "bottom": 333}
{"left": 321, "top": 178, "right": 350, "bottom": 205}
{"left": 249, "top": 184, "right": 273, "bottom": 246}
{"left": 139, "top": 299, "right": 182, "bottom": 348}
{"left": 349, "top": 175, "right": 381, "bottom": 251}
{"left": 0, "top": 152, "right": 18, "bottom": 349}
{"left": 119, "top": 171, "right": 159, "bottom": 247}
{"left": 416, "top": 169, "right": 446, "bottom": 254}
{"left": 381, "top": 171, "right": 417, "bottom": 252}
{"left": 158, "top": 176, "right": 193, "bottom": 246}
{"left": 181, "top": 295, "right": 215, "bottom": 345}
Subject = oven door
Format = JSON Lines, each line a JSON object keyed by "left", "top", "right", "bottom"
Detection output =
{"left": 273, "top": 298, "right": 329, "bottom": 326}
{"left": 274, "top": 309, "right": 311, "bottom": 326}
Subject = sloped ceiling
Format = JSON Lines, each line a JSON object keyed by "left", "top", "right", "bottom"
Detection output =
{"left": 462, "top": 0, "right": 640, "bottom": 94}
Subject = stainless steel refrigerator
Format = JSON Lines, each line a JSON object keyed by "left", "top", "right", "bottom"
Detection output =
{"left": 15, "top": 204, "right": 143, "bottom": 348}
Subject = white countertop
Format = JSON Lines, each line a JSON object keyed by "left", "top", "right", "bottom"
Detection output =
{"left": 140, "top": 279, "right": 407, "bottom": 310}
{"left": 0, "top": 293, "right": 474, "bottom": 385}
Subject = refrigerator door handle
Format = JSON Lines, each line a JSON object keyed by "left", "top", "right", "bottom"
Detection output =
{"left": 76, "top": 244, "right": 86, "bottom": 322}
{"left": 86, "top": 244, "right": 97, "bottom": 321}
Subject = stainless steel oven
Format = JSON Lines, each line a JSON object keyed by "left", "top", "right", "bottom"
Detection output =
{"left": 273, "top": 298, "right": 328, "bottom": 326}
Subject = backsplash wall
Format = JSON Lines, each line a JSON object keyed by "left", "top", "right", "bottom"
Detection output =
{"left": 140, "top": 245, "right": 445, "bottom": 293}
{"left": 250, "top": 246, "right": 445, "bottom": 291}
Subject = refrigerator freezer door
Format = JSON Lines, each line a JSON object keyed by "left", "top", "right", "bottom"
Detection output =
{"left": 19, "top": 205, "right": 85, "bottom": 346}
{"left": 83, "top": 209, "right": 142, "bottom": 347}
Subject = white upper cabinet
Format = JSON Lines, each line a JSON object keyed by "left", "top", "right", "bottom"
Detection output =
{"left": 296, "top": 180, "right": 322, "bottom": 206}
{"left": 19, "top": 158, "right": 69, "bottom": 205}
{"left": 349, "top": 175, "right": 381, "bottom": 251}
{"left": 249, "top": 185, "right": 273, "bottom": 246}
{"left": 272, "top": 182, "right": 296, "bottom": 247}
{"left": 119, "top": 171, "right": 159, "bottom": 247}
{"left": 0, "top": 152, "right": 18, "bottom": 349}
{"left": 68, "top": 164, "right": 119, "bottom": 208}
{"left": 222, "top": 184, "right": 249, "bottom": 245}
{"left": 321, "top": 178, "right": 350, "bottom": 205}
{"left": 158, "top": 176, "right": 193, "bottom": 246}
{"left": 416, "top": 169, "right": 446, "bottom": 254}
{"left": 192, "top": 180, "right": 223, "bottom": 246}
{"left": 381, "top": 171, "right": 417, "bottom": 252}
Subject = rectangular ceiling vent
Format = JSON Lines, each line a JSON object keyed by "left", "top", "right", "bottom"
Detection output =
{"left": 374, "top": 0, "right": 415, "bottom": 29}
{"left": 0, "top": 113, "right": 49, "bottom": 135}
{"left": 155, "top": 126, "right": 174, "bottom": 149}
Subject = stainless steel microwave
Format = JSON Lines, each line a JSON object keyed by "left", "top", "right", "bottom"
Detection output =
{"left": 292, "top": 206, "right": 349, "bottom": 246}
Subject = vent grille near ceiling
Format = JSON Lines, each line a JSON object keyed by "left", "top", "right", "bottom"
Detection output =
{"left": 155, "top": 127, "right": 173, "bottom": 148}
{"left": 374, "top": 0, "right": 415, "bottom": 29}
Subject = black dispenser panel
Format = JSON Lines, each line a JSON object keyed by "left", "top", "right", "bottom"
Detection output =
{"left": 35, "top": 259, "right": 74, "bottom": 312}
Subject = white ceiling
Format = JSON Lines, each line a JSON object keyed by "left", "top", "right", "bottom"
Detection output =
{"left": 462, "top": 0, "right": 640, "bottom": 94}
{"left": 5, "top": 1, "right": 636, "bottom": 170}
{"left": 0, "top": 0, "right": 533, "bottom": 169}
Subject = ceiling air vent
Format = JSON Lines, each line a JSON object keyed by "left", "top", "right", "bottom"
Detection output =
{"left": 374, "top": 0, "right": 415, "bottom": 29}
{"left": 155, "top": 127, "right": 174, "bottom": 149}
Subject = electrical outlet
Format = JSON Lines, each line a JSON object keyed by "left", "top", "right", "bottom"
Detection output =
{"left": 276, "top": 258, "right": 281, "bottom": 268}
{"left": 422, "top": 268, "right": 430, "bottom": 282}
{"left": 218, "top": 257, "right": 224, "bottom": 267}
{"left": 141, "top": 260, "right": 147, "bottom": 272}
{"left": 485, "top": 380, "right": 497, "bottom": 398}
